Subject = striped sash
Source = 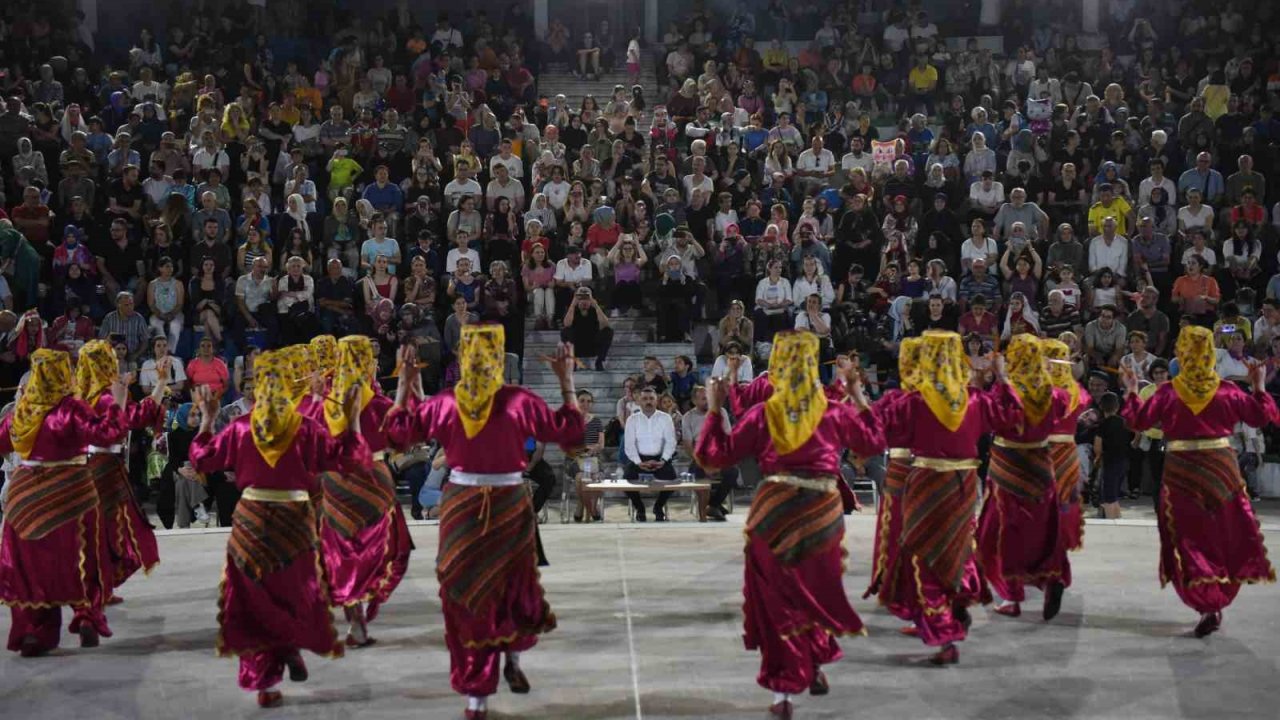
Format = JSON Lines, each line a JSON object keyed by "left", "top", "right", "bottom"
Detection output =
{"left": 437, "top": 484, "right": 537, "bottom": 612}
{"left": 1049, "top": 441, "right": 1081, "bottom": 504}
{"left": 989, "top": 445, "right": 1055, "bottom": 503}
{"left": 884, "top": 457, "right": 911, "bottom": 497}
{"left": 5, "top": 465, "right": 98, "bottom": 540}
{"left": 87, "top": 453, "right": 131, "bottom": 513}
{"left": 745, "top": 479, "right": 843, "bottom": 566}
{"left": 1163, "top": 447, "right": 1243, "bottom": 514}
{"left": 227, "top": 498, "right": 318, "bottom": 582}
{"left": 901, "top": 467, "right": 979, "bottom": 592}
{"left": 320, "top": 461, "right": 396, "bottom": 538}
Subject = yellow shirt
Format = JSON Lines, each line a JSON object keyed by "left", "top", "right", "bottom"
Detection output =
{"left": 328, "top": 157, "right": 363, "bottom": 189}
{"left": 1088, "top": 197, "right": 1133, "bottom": 235}
{"left": 908, "top": 65, "right": 938, "bottom": 92}
{"left": 1138, "top": 383, "right": 1163, "bottom": 439}
{"left": 763, "top": 48, "right": 790, "bottom": 69}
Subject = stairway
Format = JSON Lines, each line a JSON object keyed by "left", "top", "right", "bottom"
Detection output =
{"left": 538, "top": 51, "right": 659, "bottom": 134}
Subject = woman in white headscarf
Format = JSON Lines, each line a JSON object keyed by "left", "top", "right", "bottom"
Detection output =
{"left": 11, "top": 138, "right": 48, "bottom": 187}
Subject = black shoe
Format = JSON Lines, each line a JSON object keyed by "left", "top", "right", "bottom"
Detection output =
{"left": 954, "top": 605, "right": 972, "bottom": 631}
{"left": 634, "top": 509, "right": 647, "bottom": 522}
{"left": 706, "top": 505, "right": 727, "bottom": 522}
{"left": 809, "top": 668, "right": 829, "bottom": 695}
{"left": 654, "top": 508, "right": 668, "bottom": 522}
{"left": 595, "top": 359, "right": 606, "bottom": 371}
{"left": 1043, "top": 582, "right": 1065, "bottom": 621}
{"left": 1194, "top": 611, "right": 1222, "bottom": 638}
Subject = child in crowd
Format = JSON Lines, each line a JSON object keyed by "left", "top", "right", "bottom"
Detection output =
{"left": 1092, "top": 392, "right": 1129, "bottom": 519}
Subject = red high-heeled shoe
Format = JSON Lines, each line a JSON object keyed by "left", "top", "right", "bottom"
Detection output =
{"left": 768, "top": 700, "right": 794, "bottom": 719}
{"left": 929, "top": 643, "right": 959, "bottom": 666}
{"left": 464, "top": 709, "right": 487, "bottom": 720}
{"left": 993, "top": 602, "right": 1021, "bottom": 618}
{"left": 257, "top": 690, "right": 283, "bottom": 708}
{"left": 899, "top": 625, "right": 920, "bottom": 636}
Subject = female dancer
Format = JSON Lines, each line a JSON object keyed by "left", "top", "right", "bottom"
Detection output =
{"left": 319, "top": 336, "right": 414, "bottom": 648}
{"left": 696, "top": 331, "right": 883, "bottom": 720}
{"left": 388, "top": 325, "right": 582, "bottom": 720}
{"left": 190, "top": 348, "right": 371, "bottom": 707}
{"left": 877, "top": 330, "right": 1022, "bottom": 665}
{"left": 863, "top": 337, "right": 923, "bottom": 627}
{"left": 75, "top": 339, "right": 167, "bottom": 602}
{"left": 976, "top": 334, "right": 1072, "bottom": 621}
{"left": 1042, "top": 338, "right": 1091, "bottom": 552}
{"left": 0, "top": 349, "right": 127, "bottom": 655}
{"left": 1121, "top": 326, "right": 1276, "bottom": 637}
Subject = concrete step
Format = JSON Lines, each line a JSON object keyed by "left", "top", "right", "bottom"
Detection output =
{"left": 524, "top": 330, "right": 652, "bottom": 345}
{"left": 522, "top": 367, "right": 643, "bottom": 385}
{"left": 523, "top": 316, "right": 653, "bottom": 333}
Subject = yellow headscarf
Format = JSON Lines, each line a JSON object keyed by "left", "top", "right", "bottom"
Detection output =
{"left": 11, "top": 350, "right": 74, "bottom": 458}
{"left": 1005, "top": 334, "right": 1052, "bottom": 427}
{"left": 899, "top": 336, "right": 925, "bottom": 392}
{"left": 250, "top": 349, "right": 304, "bottom": 467}
{"left": 310, "top": 335, "right": 339, "bottom": 381}
{"left": 1040, "top": 338, "right": 1080, "bottom": 414}
{"left": 764, "top": 331, "right": 828, "bottom": 455}
{"left": 455, "top": 324, "right": 506, "bottom": 438}
{"left": 917, "top": 330, "right": 969, "bottom": 431}
{"left": 75, "top": 339, "right": 119, "bottom": 405}
{"left": 1172, "top": 325, "right": 1221, "bottom": 415}
{"left": 325, "top": 336, "right": 376, "bottom": 436}
{"left": 277, "top": 343, "right": 314, "bottom": 407}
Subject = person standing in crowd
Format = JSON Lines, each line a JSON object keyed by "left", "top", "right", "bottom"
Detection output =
{"left": 560, "top": 287, "right": 613, "bottom": 371}
{"left": 876, "top": 330, "right": 1023, "bottom": 666}
{"left": 387, "top": 328, "right": 581, "bottom": 720}
{"left": 1121, "top": 326, "right": 1276, "bottom": 638}
{"left": 318, "top": 336, "right": 413, "bottom": 648}
{"left": 74, "top": 339, "right": 167, "bottom": 604}
{"left": 1042, "top": 338, "right": 1093, "bottom": 553}
{"left": 0, "top": 350, "right": 128, "bottom": 656}
{"left": 696, "top": 332, "right": 882, "bottom": 719}
{"left": 190, "top": 348, "right": 371, "bottom": 708}
{"left": 977, "top": 334, "right": 1072, "bottom": 621}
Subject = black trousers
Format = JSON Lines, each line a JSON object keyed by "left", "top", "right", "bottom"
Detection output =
{"left": 561, "top": 325, "right": 614, "bottom": 364}
{"left": 692, "top": 463, "right": 738, "bottom": 508}
{"left": 526, "top": 458, "right": 557, "bottom": 511}
{"left": 625, "top": 454, "right": 674, "bottom": 512}
{"left": 205, "top": 472, "right": 242, "bottom": 527}
{"left": 155, "top": 464, "right": 180, "bottom": 529}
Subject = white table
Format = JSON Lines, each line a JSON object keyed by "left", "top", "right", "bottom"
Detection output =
{"left": 584, "top": 481, "right": 713, "bottom": 522}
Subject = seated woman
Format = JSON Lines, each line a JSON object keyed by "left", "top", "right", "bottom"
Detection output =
{"left": 568, "top": 390, "right": 607, "bottom": 522}
{"left": 140, "top": 334, "right": 188, "bottom": 397}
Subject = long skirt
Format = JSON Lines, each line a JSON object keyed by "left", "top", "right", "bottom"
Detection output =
{"left": 1050, "top": 440, "right": 1085, "bottom": 552}
{"left": 217, "top": 496, "right": 344, "bottom": 691}
{"left": 743, "top": 478, "right": 862, "bottom": 694}
{"left": 0, "top": 464, "right": 113, "bottom": 653}
{"left": 319, "top": 461, "right": 415, "bottom": 619}
{"left": 881, "top": 465, "right": 991, "bottom": 647}
{"left": 88, "top": 453, "right": 160, "bottom": 587}
{"left": 977, "top": 445, "right": 1070, "bottom": 603}
{"left": 1157, "top": 447, "right": 1275, "bottom": 614}
{"left": 437, "top": 483, "right": 555, "bottom": 697}
{"left": 863, "top": 456, "right": 912, "bottom": 620}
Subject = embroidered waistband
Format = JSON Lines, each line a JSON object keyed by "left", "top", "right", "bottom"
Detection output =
{"left": 88, "top": 444, "right": 124, "bottom": 455}
{"left": 18, "top": 455, "right": 88, "bottom": 467}
{"left": 764, "top": 475, "right": 839, "bottom": 492}
{"left": 241, "top": 488, "right": 311, "bottom": 503}
{"left": 993, "top": 437, "right": 1048, "bottom": 449}
{"left": 1047, "top": 434, "right": 1076, "bottom": 444}
{"left": 888, "top": 448, "right": 913, "bottom": 459}
{"left": 450, "top": 470, "right": 525, "bottom": 487}
{"left": 911, "top": 457, "right": 980, "bottom": 471}
{"left": 1166, "top": 437, "right": 1231, "bottom": 452}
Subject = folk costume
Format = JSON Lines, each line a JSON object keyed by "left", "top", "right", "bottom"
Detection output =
{"left": 1041, "top": 339, "right": 1092, "bottom": 552}
{"left": 695, "top": 331, "right": 884, "bottom": 718}
{"left": 1121, "top": 326, "right": 1277, "bottom": 637}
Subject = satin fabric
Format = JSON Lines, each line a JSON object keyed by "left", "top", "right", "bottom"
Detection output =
{"left": 728, "top": 372, "right": 848, "bottom": 417}
{"left": 894, "top": 384, "right": 1025, "bottom": 459}
{"left": 695, "top": 401, "right": 884, "bottom": 477}
{"left": 1050, "top": 441, "right": 1086, "bottom": 552}
{"left": 1121, "top": 383, "right": 1277, "bottom": 439}
{"left": 862, "top": 456, "right": 912, "bottom": 619}
{"left": 763, "top": 332, "right": 828, "bottom": 456}
{"left": 385, "top": 386, "right": 584, "bottom": 473}
{"left": 1170, "top": 326, "right": 1220, "bottom": 415}
{"left": 321, "top": 465, "right": 415, "bottom": 611}
{"left": 1157, "top": 452, "right": 1275, "bottom": 614}
{"left": 10, "top": 349, "right": 75, "bottom": 458}
{"left": 190, "top": 416, "right": 371, "bottom": 492}
{"left": 87, "top": 394, "right": 164, "bottom": 586}
{"left": 977, "top": 446, "right": 1071, "bottom": 602}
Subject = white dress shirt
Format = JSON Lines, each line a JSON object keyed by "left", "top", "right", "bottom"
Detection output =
{"left": 624, "top": 409, "right": 677, "bottom": 465}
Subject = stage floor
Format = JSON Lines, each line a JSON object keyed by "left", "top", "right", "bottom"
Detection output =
{"left": 1, "top": 509, "right": 1278, "bottom": 720}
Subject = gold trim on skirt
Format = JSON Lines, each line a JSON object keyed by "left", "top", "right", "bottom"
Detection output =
{"left": 1166, "top": 437, "right": 1231, "bottom": 452}
{"left": 911, "top": 457, "right": 980, "bottom": 471}
{"left": 993, "top": 437, "right": 1048, "bottom": 449}
{"left": 241, "top": 488, "right": 312, "bottom": 503}
{"left": 764, "top": 475, "right": 839, "bottom": 493}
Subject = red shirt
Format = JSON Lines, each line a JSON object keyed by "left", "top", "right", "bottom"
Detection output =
{"left": 187, "top": 356, "right": 230, "bottom": 398}
{"left": 585, "top": 223, "right": 620, "bottom": 254}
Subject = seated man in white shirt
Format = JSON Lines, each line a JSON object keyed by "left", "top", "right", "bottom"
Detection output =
{"left": 623, "top": 386, "right": 678, "bottom": 521}
{"left": 794, "top": 135, "right": 836, "bottom": 196}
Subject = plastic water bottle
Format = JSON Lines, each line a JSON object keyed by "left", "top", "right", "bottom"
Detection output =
{"left": 678, "top": 471, "right": 694, "bottom": 486}
{"left": 614, "top": 465, "right": 625, "bottom": 484}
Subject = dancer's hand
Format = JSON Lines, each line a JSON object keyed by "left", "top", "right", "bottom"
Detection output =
{"left": 393, "top": 345, "right": 416, "bottom": 410}
{"left": 110, "top": 377, "right": 128, "bottom": 408}
{"left": 706, "top": 377, "right": 727, "bottom": 414}
{"left": 1120, "top": 364, "right": 1139, "bottom": 396}
{"left": 725, "top": 352, "right": 741, "bottom": 380}
{"left": 549, "top": 342, "right": 577, "bottom": 388}
{"left": 344, "top": 385, "right": 363, "bottom": 434}
{"left": 1247, "top": 359, "right": 1266, "bottom": 394}
{"left": 194, "top": 386, "right": 218, "bottom": 433}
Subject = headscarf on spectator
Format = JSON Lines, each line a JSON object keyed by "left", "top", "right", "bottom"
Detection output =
{"left": 454, "top": 324, "right": 506, "bottom": 438}
{"left": 59, "top": 104, "right": 90, "bottom": 145}
{"left": 1005, "top": 333, "right": 1052, "bottom": 427}
{"left": 286, "top": 193, "right": 311, "bottom": 244}
{"left": 764, "top": 331, "right": 827, "bottom": 456}
{"left": 11, "top": 350, "right": 74, "bottom": 459}
{"left": 75, "top": 339, "right": 119, "bottom": 405}
{"left": 917, "top": 330, "right": 969, "bottom": 432}
{"left": 1040, "top": 338, "right": 1080, "bottom": 414}
{"left": 1171, "top": 326, "right": 1220, "bottom": 415}
{"left": 326, "top": 336, "right": 376, "bottom": 436}
{"left": 1001, "top": 292, "right": 1041, "bottom": 338}
{"left": 249, "top": 348, "right": 304, "bottom": 467}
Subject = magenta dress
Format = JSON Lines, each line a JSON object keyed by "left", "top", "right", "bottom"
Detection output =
{"left": 879, "top": 385, "right": 1023, "bottom": 647}
{"left": 0, "top": 397, "right": 126, "bottom": 653}
{"left": 863, "top": 389, "right": 916, "bottom": 618}
{"left": 385, "top": 385, "right": 583, "bottom": 698}
{"left": 318, "top": 393, "right": 415, "bottom": 620}
{"left": 1047, "top": 388, "right": 1091, "bottom": 552}
{"left": 976, "top": 387, "right": 1073, "bottom": 603}
{"left": 1122, "top": 384, "right": 1277, "bottom": 614}
{"left": 696, "top": 400, "right": 884, "bottom": 695}
{"left": 87, "top": 392, "right": 163, "bottom": 588}
{"left": 190, "top": 416, "right": 371, "bottom": 691}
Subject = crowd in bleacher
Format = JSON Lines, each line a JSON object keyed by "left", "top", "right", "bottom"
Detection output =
{"left": 1, "top": 0, "right": 1279, "bottom": 525}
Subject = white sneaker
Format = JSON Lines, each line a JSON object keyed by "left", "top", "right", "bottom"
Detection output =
{"left": 194, "top": 505, "right": 211, "bottom": 527}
